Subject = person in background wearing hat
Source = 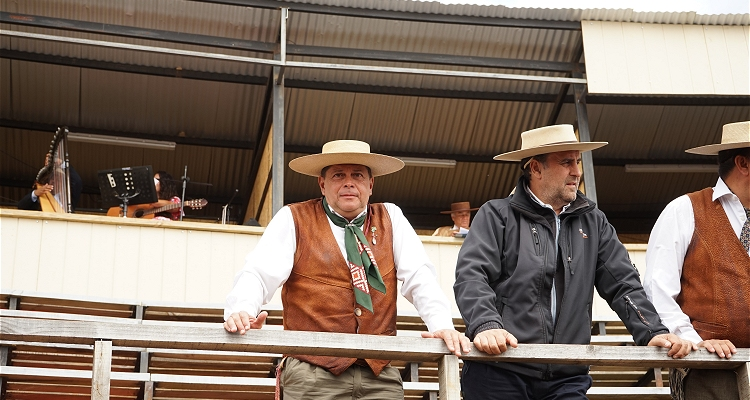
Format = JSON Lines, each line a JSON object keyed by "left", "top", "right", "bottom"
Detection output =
{"left": 453, "top": 124, "right": 694, "bottom": 400}
{"left": 224, "top": 140, "right": 470, "bottom": 399}
{"left": 644, "top": 121, "right": 750, "bottom": 400}
{"left": 432, "top": 201, "right": 479, "bottom": 237}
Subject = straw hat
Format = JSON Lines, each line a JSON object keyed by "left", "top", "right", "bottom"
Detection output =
{"left": 685, "top": 121, "right": 750, "bottom": 155}
{"left": 493, "top": 124, "right": 608, "bottom": 162}
{"left": 441, "top": 201, "right": 479, "bottom": 214}
{"left": 288, "top": 140, "right": 405, "bottom": 177}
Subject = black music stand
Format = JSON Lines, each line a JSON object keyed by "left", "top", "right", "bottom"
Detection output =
{"left": 97, "top": 166, "right": 158, "bottom": 218}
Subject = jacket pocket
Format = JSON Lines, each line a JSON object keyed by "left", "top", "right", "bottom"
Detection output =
{"left": 498, "top": 296, "right": 508, "bottom": 317}
{"left": 623, "top": 295, "right": 650, "bottom": 326}
{"left": 529, "top": 224, "right": 542, "bottom": 256}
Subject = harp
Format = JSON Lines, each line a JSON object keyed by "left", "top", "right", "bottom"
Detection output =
{"left": 34, "top": 127, "right": 72, "bottom": 213}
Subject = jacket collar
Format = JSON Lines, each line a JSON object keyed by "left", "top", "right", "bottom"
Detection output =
{"left": 510, "top": 176, "right": 594, "bottom": 219}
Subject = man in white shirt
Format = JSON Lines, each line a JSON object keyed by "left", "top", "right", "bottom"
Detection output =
{"left": 224, "top": 140, "right": 469, "bottom": 400}
{"left": 644, "top": 120, "right": 750, "bottom": 400}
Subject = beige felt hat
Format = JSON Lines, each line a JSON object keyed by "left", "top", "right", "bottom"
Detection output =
{"left": 493, "top": 124, "right": 608, "bottom": 162}
{"left": 288, "top": 140, "right": 405, "bottom": 177}
{"left": 441, "top": 201, "right": 479, "bottom": 214}
{"left": 685, "top": 121, "right": 750, "bottom": 155}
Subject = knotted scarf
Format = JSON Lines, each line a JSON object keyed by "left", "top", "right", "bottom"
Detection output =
{"left": 322, "top": 197, "right": 386, "bottom": 313}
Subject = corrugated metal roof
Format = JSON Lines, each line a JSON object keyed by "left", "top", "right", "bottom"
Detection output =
{"left": 1, "top": 0, "right": 748, "bottom": 233}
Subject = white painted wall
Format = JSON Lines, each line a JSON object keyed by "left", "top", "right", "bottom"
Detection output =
{"left": 583, "top": 21, "right": 749, "bottom": 95}
{"left": 1, "top": 209, "right": 645, "bottom": 320}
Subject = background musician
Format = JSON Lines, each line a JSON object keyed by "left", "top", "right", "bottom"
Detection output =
{"left": 18, "top": 165, "right": 82, "bottom": 212}
{"left": 151, "top": 171, "right": 181, "bottom": 221}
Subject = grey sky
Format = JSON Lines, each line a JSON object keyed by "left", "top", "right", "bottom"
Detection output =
{"left": 436, "top": 0, "right": 749, "bottom": 15}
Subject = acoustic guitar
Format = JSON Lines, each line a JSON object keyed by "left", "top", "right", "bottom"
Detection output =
{"left": 107, "top": 199, "right": 207, "bottom": 219}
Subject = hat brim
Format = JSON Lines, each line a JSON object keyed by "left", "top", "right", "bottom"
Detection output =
{"left": 440, "top": 208, "right": 479, "bottom": 214}
{"left": 685, "top": 142, "right": 750, "bottom": 156}
{"left": 493, "top": 141, "right": 608, "bottom": 162}
{"left": 289, "top": 152, "right": 405, "bottom": 177}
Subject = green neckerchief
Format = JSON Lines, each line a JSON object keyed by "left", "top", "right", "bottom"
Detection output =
{"left": 322, "top": 197, "right": 386, "bottom": 313}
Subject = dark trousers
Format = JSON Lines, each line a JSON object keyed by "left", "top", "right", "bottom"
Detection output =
{"left": 461, "top": 361, "right": 592, "bottom": 400}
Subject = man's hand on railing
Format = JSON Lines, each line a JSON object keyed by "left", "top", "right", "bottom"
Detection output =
{"left": 421, "top": 329, "right": 472, "bottom": 356}
{"left": 647, "top": 333, "right": 697, "bottom": 358}
{"left": 470, "top": 328, "right": 519, "bottom": 355}
{"left": 224, "top": 310, "right": 269, "bottom": 335}
{"left": 698, "top": 339, "right": 737, "bottom": 359}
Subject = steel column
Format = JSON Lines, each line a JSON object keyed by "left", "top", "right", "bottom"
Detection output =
{"left": 573, "top": 73, "right": 597, "bottom": 205}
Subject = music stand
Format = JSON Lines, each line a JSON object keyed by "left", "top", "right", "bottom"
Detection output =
{"left": 97, "top": 166, "right": 158, "bottom": 218}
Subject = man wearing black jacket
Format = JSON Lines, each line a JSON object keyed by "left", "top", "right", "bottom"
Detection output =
{"left": 454, "top": 124, "right": 695, "bottom": 400}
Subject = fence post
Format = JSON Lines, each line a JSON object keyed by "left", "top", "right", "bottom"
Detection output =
{"left": 738, "top": 362, "right": 749, "bottom": 400}
{"left": 438, "top": 354, "right": 460, "bottom": 400}
{"left": 92, "top": 339, "right": 112, "bottom": 400}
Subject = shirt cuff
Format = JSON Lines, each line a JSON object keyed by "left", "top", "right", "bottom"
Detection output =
{"left": 31, "top": 192, "right": 39, "bottom": 202}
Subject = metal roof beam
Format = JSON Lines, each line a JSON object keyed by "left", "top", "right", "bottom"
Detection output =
{"left": 287, "top": 45, "right": 582, "bottom": 73}
{"left": 0, "top": 50, "right": 269, "bottom": 85}
{"left": 2, "top": 12, "right": 581, "bottom": 73}
{"left": 0, "top": 119, "right": 256, "bottom": 150}
{"left": 192, "top": 0, "right": 582, "bottom": 30}
{"left": 0, "top": 12, "right": 277, "bottom": 54}
{"left": 4, "top": 50, "right": 745, "bottom": 106}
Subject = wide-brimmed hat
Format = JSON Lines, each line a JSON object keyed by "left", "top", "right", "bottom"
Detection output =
{"left": 685, "top": 121, "right": 750, "bottom": 155}
{"left": 288, "top": 140, "right": 405, "bottom": 177}
{"left": 493, "top": 124, "right": 608, "bottom": 162}
{"left": 440, "top": 201, "right": 479, "bottom": 214}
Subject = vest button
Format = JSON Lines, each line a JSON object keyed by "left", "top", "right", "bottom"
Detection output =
{"left": 354, "top": 308, "right": 362, "bottom": 317}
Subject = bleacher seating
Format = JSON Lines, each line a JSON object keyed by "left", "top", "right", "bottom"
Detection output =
{"left": 0, "top": 290, "right": 672, "bottom": 399}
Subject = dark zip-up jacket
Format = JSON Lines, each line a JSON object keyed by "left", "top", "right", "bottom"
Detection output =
{"left": 454, "top": 177, "right": 668, "bottom": 379}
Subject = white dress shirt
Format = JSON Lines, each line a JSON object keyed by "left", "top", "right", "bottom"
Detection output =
{"left": 644, "top": 178, "right": 749, "bottom": 344}
{"left": 225, "top": 202, "right": 455, "bottom": 333}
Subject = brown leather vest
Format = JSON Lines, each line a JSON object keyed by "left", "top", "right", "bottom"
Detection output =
{"left": 285, "top": 198, "right": 398, "bottom": 375}
{"left": 677, "top": 188, "right": 750, "bottom": 347}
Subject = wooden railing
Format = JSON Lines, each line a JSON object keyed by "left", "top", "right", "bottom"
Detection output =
{"left": 1, "top": 311, "right": 748, "bottom": 400}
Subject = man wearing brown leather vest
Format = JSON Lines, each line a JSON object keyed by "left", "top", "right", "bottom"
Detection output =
{"left": 224, "top": 140, "right": 470, "bottom": 399}
{"left": 645, "top": 120, "right": 750, "bottom": 400}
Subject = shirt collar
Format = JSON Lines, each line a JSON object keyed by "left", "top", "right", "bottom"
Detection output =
{"left": 325, "top": 202, "right": 368, "bottom": 224}
{"left": 712, "top": 177, "right": 735, "bottom": 202}
{"left": 524, "top": 183, "right": 571, "bottom": 214}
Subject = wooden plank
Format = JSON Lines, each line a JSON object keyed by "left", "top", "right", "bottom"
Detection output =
{"left": 0, "top": 216, "right": 19, "bottom": 288}
{"left": 161, "top": 228, "right": 189, "bottom": 302}
{"left": 86, "top": 224, "right": 119, "bottom": 297}
{"left": 580, "top": 21, "right": 609, "bottom": 93}
{"left": 703, "top": 25, "right": 735, "bottom": 94}
{"left": 723, "top": 26, "right": 750, "bottom": 95}
{"left": 37, "top": 219, "right": 68, "bottom": 293}
{"left": 600, "top": 22, "right": 630, "bottom": 93}
{"left": 620, "top": 23, "right": 649, "bottom": 94}
{"left": 0, "top": 365, "right": 148, "bottom": 382}
{"left": 185, "top": 230, "right": 213, "bottom": 303}
{"left": 1, "top": 313, "right": 748, "bottom": 368}
{"left": 61, "top": 222, "right": 93, "bottom": 295}
{"left": 737, "top": 362, "right": 750, "bottom": 400}
{"left": 136, "top": 226, "right": 165, "bottom": 300}
{"left": 111, "top": 225, "right": 142, "bottom": 299}
{"left": 438, "top": 355, "right": 460, "bottom": 400}
{"left": 642, "top": 23, "right": 672, "bottom": 94}
{"left": 10, "top": 218, "right": 43, "bottom": 290}
{"left": 661, "top": 25, "right": 694, "bottom": 94}
{"left": 91, "top": 340, "right": 112, "bottom": 400}
{"left": 0, "top": 209, "right": 266, "bottom": 236}
{"left": 682, "top": 25, "right": 715, "bottom": 94}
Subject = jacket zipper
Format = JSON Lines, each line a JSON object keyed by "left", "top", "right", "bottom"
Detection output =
{"left": 531, "top": 225, "right": 541, "bottom": 255}
{"left": 624, "top": 295, "right": 650, "bottom": 326}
